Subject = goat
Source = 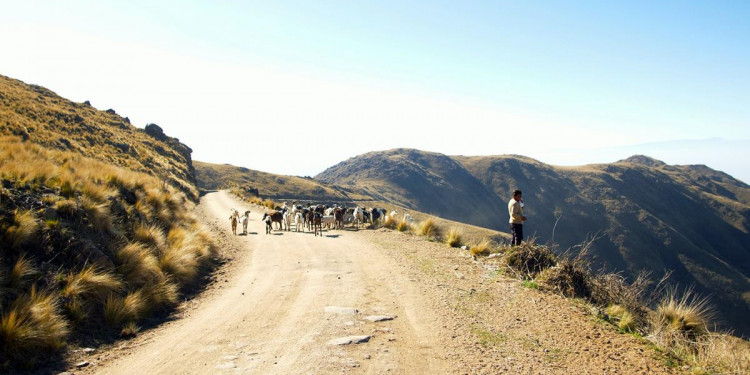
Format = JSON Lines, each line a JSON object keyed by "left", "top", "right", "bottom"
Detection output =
{"left": 283, "top": 210, "right": 292, "bottom": 231}
{"left": 313, "top": 212, "right": 323, "bottom": 237}
{"left": 240, "top": 210, "right": 250, "bottom": 234}
{"left": 229, "top": 209, "right": 239, "bottom": 235}
{"left": 262, "top": 213, "right": 273, "bottom": 234}
{"left": 294, "top": 211, "right": 303, "bottom": 232}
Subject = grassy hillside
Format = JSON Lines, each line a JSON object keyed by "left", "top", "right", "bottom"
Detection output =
{"left": 319, "top": 149, "right": 750, "bottom": 337}
{"left": 0, "top": 74, "right": 197, "bottom": 200}
{"left": 0, "top": 75, "right": 216, "bottom": 371}
{"left": 194, "top": 161, "right": 370, "bottom": 202}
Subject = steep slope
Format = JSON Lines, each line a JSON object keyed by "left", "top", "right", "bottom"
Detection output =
{"left": 319, "top": 150, "right": 750, "bottom": 336}
{"left": 0, "top": 75, "right": 216, "bottom": 371}
{"left": 0, "top": 74, "right": 197, "bottom": 199}
{"left": 316, "top": 149, "right": 504, "bottom": 228}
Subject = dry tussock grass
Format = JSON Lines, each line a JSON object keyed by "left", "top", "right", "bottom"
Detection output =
{"left": 81, "top": 196, "right": 113, "bottom": 232}
{"left": 54, "top": 199, "right": 78, "bottom": 217}
{"left": 470, "top": 238, "right": 492, "bottom": 256}
{"left": 62, "top": 265, "right": 123, "bottom": 302}
{"left": 262, "top": 199, "right": 277, "bottom": 209}
{"left": 396, "top": 219, "right": 412, "bottom": 232}
{"left": 416, "top": 217, "right": 441, "bottom": 239}
{"left": 133, "top": 223, "right": 167, "bottom": 252}
{"left": 445, "top": 228, "right": 463, "bottom": 247}
{"left": 0, "top": 126, "right": 217, "bottom": 368}
{"left": 141, "top": 279, "right": 180, "bottom": 308}
{"left": 8, "top": 254, "right": 38, "bottom": 290}
{"left": 651, "top": 288, "right": 713, "bottom": 341}
{"left": 104, "top": 290, "right": 145, "bottom": 326}
{"left": 0, "top": 286, "right": 69, "bottom": 363}
{"left": 116, "top": 243, "right": 164, "bottom": 287}
{"left": 4, "top": 209, "right": 41, "bottom": 250}
{"left": 161, "top": 227, "right": 214, "bottom": 285}
{"left": 605, "top": 305, "right": 637, "bottom": 333}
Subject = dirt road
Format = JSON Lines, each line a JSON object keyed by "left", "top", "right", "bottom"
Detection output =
{"left": 92, "top": 191, "right": 448, "bottom": 374}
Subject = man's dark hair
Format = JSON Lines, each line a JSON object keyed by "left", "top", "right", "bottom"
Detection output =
{"left": 512, "top": 189, "right": 522, "bottom": 197}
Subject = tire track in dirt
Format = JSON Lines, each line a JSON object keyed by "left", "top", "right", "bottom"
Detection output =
{"left": 89, "top": 191, "right": 448, "bottom": 374}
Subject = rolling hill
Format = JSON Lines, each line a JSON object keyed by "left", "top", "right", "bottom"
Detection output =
{"left": 317, "top": 148, "right": 750, "bottom": 337}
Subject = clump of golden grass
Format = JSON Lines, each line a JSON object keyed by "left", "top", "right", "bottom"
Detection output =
{"left": 54, "top": 199, "right": 78, "bottom": 216}
{"left": 396, "top": 219, "right": 412, "bottom": 232}
{"left": 62, "top": 265, "right": 123, "bottom": 302}
{"left": 161, "top": 227, "right": 202, "bottom": 285}
{"left": 416, "top": 217, "right": 441, "bottom": 239}
{"left": 470, "top": 238, "right": 492, "bottom": 256}
{"left": 263, "top": 199, "right": 276, "bottom": 209}
{"left": 81, "top": 196, "right": 113, "bottom": 232}
{"left": 8, "top": 254, "right": 38, "bottom": 290}
{"left": 651, "top": 288, "right": 713, "bottom": 342}
{"left": 0, "top": 287, "right": 69, "bottom": 363}
{"left": 445, "top": 227, "right": 463, "bottom": 247}
{"left": 605, "top": 305, "right": 636, "bottom": 333}
{"left": 133, "top": 223, "right": 167, "bottom": 252}
{"left": 116, "top": 243, "right": 164, "bottom": 287}
{"left": 104, "top": 290, "right": 145, "bottom": 326}
{"left": 502, "top": 242, "right": 557, "bottom": 279}
{"left": 4, "top": 209, "right": 41, "bottom": 249}
{"left": 81, "top": 180, "right": 114, "bottom": 202}
{"left": 141, "top": 279, "right": 180, "bottom": 308}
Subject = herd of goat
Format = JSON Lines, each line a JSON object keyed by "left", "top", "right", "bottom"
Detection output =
{"left": 229, "top": 203, "right": 414, "bottom": 237}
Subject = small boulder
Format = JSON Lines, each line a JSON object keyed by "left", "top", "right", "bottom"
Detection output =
{"left": 364, "top": 315, "right": 394, "bottom": 322}
{"left": 327, "top": 335, "right": 371, "bottom": 346}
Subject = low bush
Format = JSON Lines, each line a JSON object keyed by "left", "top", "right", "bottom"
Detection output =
{"left": 537, "top": 257, "right": 591, "bottom": 299}
{"left": 502, "top": 242, "right": 557, "bottom": 279}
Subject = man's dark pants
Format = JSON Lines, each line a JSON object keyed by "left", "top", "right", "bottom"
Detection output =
{"left": 510, "top": 223, "right": 523, "bottom": 246}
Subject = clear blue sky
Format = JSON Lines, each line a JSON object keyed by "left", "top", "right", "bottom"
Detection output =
{"left": 2, "top": 1, "right": 748, "bottom": 181}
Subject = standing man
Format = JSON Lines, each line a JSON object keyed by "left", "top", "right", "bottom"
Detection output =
{"left": 508, "top": 189, "right": 527, "bottom": 246}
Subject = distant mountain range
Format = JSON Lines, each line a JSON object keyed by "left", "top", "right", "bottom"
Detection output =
{"left": 314, "top": 148, "right": 750, "bottom": 337}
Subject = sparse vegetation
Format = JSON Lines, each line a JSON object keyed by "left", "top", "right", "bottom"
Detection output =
{"left": 0, "top": 133, "right": 217, "bottom": 370}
